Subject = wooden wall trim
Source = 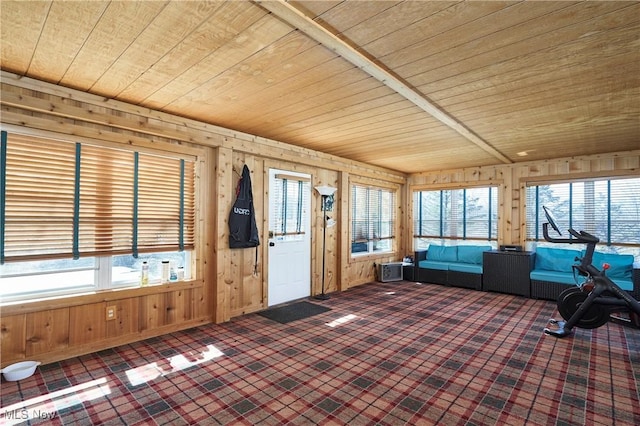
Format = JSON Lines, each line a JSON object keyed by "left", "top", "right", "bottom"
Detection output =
{"left": 519, "top": 168, "right": 639, "bottom": 185}
{"left": 0, "top": 122, "right": 203, "bottom": 157}
{"left": 215, "top": 147, "right": 233, "bottom": 323}
{"left": 199, "top": 146, "right": 217, "bottom": 323}
{"left": 409, "top": 150, "right": 640, "bottom": 178}
{"left": 338, "top": 171, "right": 349, "bottom": 291}
{"left": 409, "top": 179, "right": 504, "bottom": 191}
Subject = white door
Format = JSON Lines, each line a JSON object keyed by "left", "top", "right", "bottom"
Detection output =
{"left": 268, "top": 169, "right": 312, "bottom": 306}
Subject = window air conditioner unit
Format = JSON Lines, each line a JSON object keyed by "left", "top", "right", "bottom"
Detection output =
{"left": 378, "top": 262, "right": 403, "bottom": 282}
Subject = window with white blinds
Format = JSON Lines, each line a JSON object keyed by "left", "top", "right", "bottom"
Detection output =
{"left": 351, "top": 184, "right": 396, "bottom": 255}
{"left": 413, "top": 186, "right": 498, "bottom": 250}
{"left": 525, "top": 177, "right": 640, "bottom": 259}
{"left": 269, "top": 174, "right": 310, "bottom": 239}
{"left": 0, "top": 131, "right": 195, "bottom": 263}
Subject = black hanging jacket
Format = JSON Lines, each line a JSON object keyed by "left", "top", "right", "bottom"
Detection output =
{"left": 229, "top": 165, "right": 260, "bottom": 249}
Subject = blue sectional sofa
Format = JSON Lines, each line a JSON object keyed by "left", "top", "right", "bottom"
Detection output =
{"left": 530, "top": 247, "right": 639, "bottom": 300}
{"left": 415, "top": 244, "right": 492, "bottom": 290}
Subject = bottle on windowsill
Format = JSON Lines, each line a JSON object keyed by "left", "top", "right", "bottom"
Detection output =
{"left": 161, "top": 260, "right": 170, "bottom": 283}
{"left": 141, "top": 261, "right": 149, "bottom": 287}
{"left": 169, "top": 261, "right": 178, "bottom": 282}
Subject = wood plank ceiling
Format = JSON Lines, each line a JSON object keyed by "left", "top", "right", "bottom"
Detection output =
{"left": 1, "top": 0, "right": 638, "bottom": 174}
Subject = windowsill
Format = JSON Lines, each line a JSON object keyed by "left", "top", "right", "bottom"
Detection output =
{"left": 0, "top": 279, "right": 204, "bottom": 316}
{"left": 349, "top": 251, "right": 397, "bottom": 263}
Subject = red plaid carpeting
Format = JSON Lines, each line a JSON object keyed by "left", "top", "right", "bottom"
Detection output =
{"left": 1, "top": 281, "right": 639, "bottom": 425}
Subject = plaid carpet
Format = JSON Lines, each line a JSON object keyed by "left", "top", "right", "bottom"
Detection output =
{"left": 1, "top": 281, "right": 639, "bottom": 425}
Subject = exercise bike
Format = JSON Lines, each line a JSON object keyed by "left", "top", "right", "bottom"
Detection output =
{"left": 541, "top": 206, "right": 640, "bottom": 338}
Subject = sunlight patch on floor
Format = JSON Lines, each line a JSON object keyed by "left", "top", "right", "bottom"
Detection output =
{"left": 126, "top": 344, "right": 224, "bottom": 386}
{"left": 326, "top": 314, "right": 357, "bottom": 327}
{"left": 1, "top": 377, "right": 109, "bottom": 424}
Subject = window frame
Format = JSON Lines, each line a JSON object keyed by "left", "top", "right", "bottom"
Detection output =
{"left": 411, "top": 183, "right": 499, "bottom": 251}
{"left": 269, "top": 173, "right": 311, "bottom": 240}
{"left": 0, "top": 127, "right": 201, "bottom": 303}
{"left": 349, "top": 179, "right": 399, "bottom": 258}
{"left": 524, "top": 175, "right": 640, "bottom": 261}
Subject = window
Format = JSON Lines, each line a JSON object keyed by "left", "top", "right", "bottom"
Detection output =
{"left": 413, "top": 186, "right": 498, "bottom": 250}
{"left": 351, "top": 184, "right": 396, "bottom": 255}
{"left": 526, "top": 177, "right": 640, "bottom": 261}
{"left": 0, "top": 131, "right": 196, "bottom": 301}
{"left": 0, "top": 251, "right": 191, "bottom": 301}
{"left": 269, "top": 173, "right": 310, "bottom": 242}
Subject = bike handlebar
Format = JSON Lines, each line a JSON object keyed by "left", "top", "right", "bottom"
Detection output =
{"left": 540, "top": 208, "right": 614, "bottom": 290}
{"left": 542, "top": 223, "right": 600, "bottom": 245}
{"left": 567, "top": 229, "right": 600, "bottom": 244}
{"left": 542, "top": 222, "right": 600, "bottom": 279}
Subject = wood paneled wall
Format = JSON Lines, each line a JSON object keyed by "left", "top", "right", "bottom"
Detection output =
{"left": 1, "top": 283, "right": 208, "bottom": 366}
{"left": 0, "top": 75, "right": 405, "bottom": 366}
{"left": 407, "top": 152, "right": 640, "bottom": 249}
{"left": 3, "top": 73, "right": 634, "bottom": 367}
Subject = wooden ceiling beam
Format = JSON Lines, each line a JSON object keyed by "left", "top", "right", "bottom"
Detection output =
{"left": 255, "top": 0, "right": 512, "bottom": 164}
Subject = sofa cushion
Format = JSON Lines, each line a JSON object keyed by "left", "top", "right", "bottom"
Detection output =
{"left": 457, "top": 245, "right": 491, "bottom": 264}
{"left": 449, "top": 263, "right": 483, "bottom": 274}
{"left": 590, "top": 251, "right": 633, "bottom": 280}
{"left": 418, "top": 260, "right": 450, "bottom": 271}
{"left": 428, "top": 245, "right": 457, "bottom": 262}
{"left": 530, "top": 270, "right": 634, "bottom": 291}
{"left": 535, "top": 247, "right": 581, "bottom": 272}
{"left": 530, "top": 270, "right": 578, "bottom": 285}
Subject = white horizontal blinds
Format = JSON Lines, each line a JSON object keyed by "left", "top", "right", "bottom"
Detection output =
{"left": 376, "top": 189, "right": 395, "bottom": 241}
{"left": 1, "top": 131, "right": 196, "bottom": 263}
{"left": 352, "top": 184, "right": 396, "bottom": 243}
{"left": 464, "top": 187, "right": 497, "bottom": 239}
{"left": 352, "top": 185, "right": 368, "bottom": 243}
{"left": 526, "top": 178, "right": 640, "bottom": 245}
{"left": 270, "top": 174, "right": 309, "bottom": 236}
{"left": 609, "top": 179, "right": 640, "bottom": 245}
{"left": 79, "top": 144, "right": 134, "bottom": 256}
{"left": 2, "top": 133, "right": 77, "bottom": 261}
{"left": 413, "top": 190, "right": 440, "bottom": 237}
{"left": 413, "top": 187, "right": 497, "bottom": 240}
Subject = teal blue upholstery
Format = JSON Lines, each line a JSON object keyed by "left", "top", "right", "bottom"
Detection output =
{"left": 422, "top": 244, "right": 489, "bottom": 269}
{"left": 418, "top": 260, "right": 449, "bottom": 271}
{"left": 530, "top": 270, "right": 578, "bottom": 285}
{"left": 458, "top": 245, "right": 492, "bottom": 264}
{"left": 449, "top": 263, "right": 483, "bottom": 274}
{"left": 590, "top": 251, "right": 633, "bottom": 280}
{"left": 534, "top": 247, "right": 581, "bottom": 272}
{"left": 427, "top": 245, "right": 457, "bottom": 262}
{"left": 531, "top": 248, "right": 638, "bottom": 299}
{"left": 418, "top": 244, "right": 491, "bottom": 274}
{"left": 416, "top": 244, "right": 492, "bottom": 289}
